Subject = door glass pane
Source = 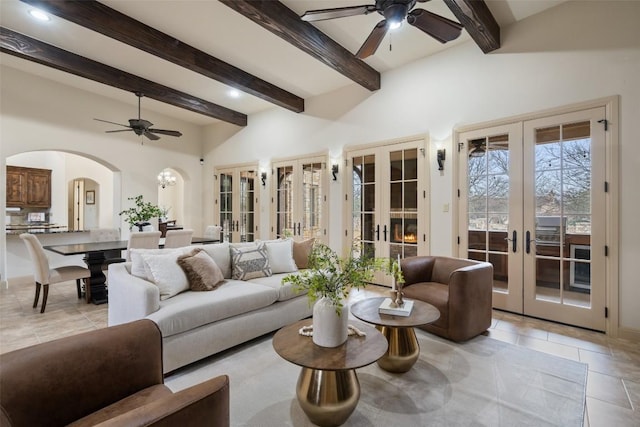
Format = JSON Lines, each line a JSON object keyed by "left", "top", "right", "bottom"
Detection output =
{"left": 388, "top": 149, "right": 418, "bottom": 259}
{"left": 467, "top": 135, "right": 510, "bottom": 292}
{"left": 239, "top": 170, "right": 256, "bottom": 242}
{"left": 276, "top": 166, "right": 294, "bottom": 238}
{"left": 302, "top": 162, "right": 323, "bottom": 239}
{"left": 534, "top": 121, "right": 592, "bottom": 307}
{"left": 219, "top": 173, "right": 232, "bottom": 241}
{"left": 353, "top": 155, "right": 376, "bottom": 257}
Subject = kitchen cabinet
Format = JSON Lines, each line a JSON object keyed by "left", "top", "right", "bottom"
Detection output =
{"left": 6, "top": 166, "right": 51, "bottom": 208}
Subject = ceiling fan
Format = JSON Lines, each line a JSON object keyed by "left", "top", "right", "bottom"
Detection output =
{"left": 94, "top": 92, "right": 182, "bottom": 141}
{"left": 301, "top": 0, "right": 463, "bottom": 59}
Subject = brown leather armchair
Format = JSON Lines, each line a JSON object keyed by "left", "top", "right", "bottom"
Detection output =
{"left": 401, "top": 256, "right": 494, "bottom": 342}
{"left": 0, "top": 320, "right": 229, "bottom": 427}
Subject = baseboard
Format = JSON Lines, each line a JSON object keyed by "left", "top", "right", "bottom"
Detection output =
{"left": 617, "top": 326, "right": 640, "bottom": 342}
{"left": 6, "top": 275, "right": 32, "bottom": 286}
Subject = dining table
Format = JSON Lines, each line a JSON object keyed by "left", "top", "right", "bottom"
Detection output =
{"left": 43, "top": 237, "right": 220, "bottom": 304}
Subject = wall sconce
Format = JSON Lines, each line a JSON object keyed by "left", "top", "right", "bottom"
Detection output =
{"left": 331, "top": 163, "right": 339, "bottom": 181}
{"left": 437, "top": 149, "right": 446, "bottom": 171}
{"left": 261, "top": 172, "right": 267, "bottom": 187}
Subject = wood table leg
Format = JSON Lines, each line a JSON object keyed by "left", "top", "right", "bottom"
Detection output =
{"left": 83, "top": 252, "right": 108, "bottom": 304}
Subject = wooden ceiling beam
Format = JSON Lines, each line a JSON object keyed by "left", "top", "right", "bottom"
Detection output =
{"left": 20, "top": 0, "right": 304, "bottom": 113}
{"left": 0, "top": 27, "right": 247, "bottom": 126}
{"left": 443, "top": 0, "right": 500, "bottom": 53}
{"left": 219, "top": 0, "right": 381, "bottom": 92}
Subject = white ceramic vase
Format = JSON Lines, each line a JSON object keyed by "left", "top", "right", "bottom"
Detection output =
{"left": 312, "top": 296, "right": 348, "bottom": 347}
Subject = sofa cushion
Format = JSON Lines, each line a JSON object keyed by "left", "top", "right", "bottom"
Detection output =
{"left": 177, "top": 248, "right": 225, "bottom": 292}
{"left": 196, "top": 242, "right": 232, "bottom": 279}
{"left": 402, "top": 281, "right": 449, "bottom": 329}
{"left": 264, "top": 239, "right": 297, "bottom": 274}
{"left": 231, "top": 242, "right": 272, "bottom": 280}
{"left": 248, "top": 272, "right": 307, "bottom": 301}
{"left": 68, "top": 384, "right": 172, "bottom": 427}
{"left": 292, "top": 238, "right": 315, "bottom": 269}
{"left": 142, "top": 251, "right": 190, "bottom": 300}
{"left": 146, "top": 280, "right": 279, "bottom": 337}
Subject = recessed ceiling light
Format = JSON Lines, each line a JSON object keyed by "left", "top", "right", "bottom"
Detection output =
{"left": 28, "top": 8, "right": 51, "bottom": 22}
{"left": 227, "top": 89, "right": 241, "bottom": 98}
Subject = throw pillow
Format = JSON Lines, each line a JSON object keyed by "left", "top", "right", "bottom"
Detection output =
{"left": 265, "top": 239, "right": 297, "bottom": 274}
{"left": 293, "top": 238, "right": 315, "bottom": 269}
{"left": 141, "top": 251, "right": 189, "bottom": 300}
{"left": 130, "top": 247, "right": 191, "bottom": 281}
{"left": 198, "top": 242, "right": 232, "bottom": 279}
{"left": 177, "top": 248, "right": 225, "bottom": 291}
{"left": 230, "top": 242, "right": 272, "bottom": 280}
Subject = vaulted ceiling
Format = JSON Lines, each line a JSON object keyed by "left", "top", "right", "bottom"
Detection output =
{"left": 0, "top": 0, "right": 567, "bottom": 128}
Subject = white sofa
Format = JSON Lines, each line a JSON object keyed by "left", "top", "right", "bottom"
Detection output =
{"left": 108, "top": 240, "right": 312, "bottom": 373}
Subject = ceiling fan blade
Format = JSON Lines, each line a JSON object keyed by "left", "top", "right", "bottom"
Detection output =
{"left": 130, "top": 118, "right": 153, "bottom": 128}
{"left": 105, "top": 129, "right": 134, "bottom": 133}
{"left": 148, "top": 129, "right": 183, "bottom": 137}
{"left": 301, "top": 5, "right": 376, "bottom": 22}
{"left": 143, "top": 131, "right": 161, "bottom": 141}
{"left": 407, "top": 9, "right": 463, "bottom": 43}
{"left": 356, "top": 20, "right": 389, "bottom": 59}
{"left": 94, "top": 118, "right": 130, "bottom": 128}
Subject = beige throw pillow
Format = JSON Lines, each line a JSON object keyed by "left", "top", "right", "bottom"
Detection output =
{"left": 230, "top": 242, "right": 272, "bottom": 280}
{"left": 293, "top": 238, "right": 315, "bottom": 269}
{"left": 177, "top": 248, "right": 225, "bottom": 291}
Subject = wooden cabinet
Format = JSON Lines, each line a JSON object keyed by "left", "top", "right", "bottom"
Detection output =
{"left": 6, "top": 166, "right": 51, "bottom": 208}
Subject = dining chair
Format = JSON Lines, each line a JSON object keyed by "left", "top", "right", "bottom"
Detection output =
{"left": 126, "top": 231, "right": 162, "bottom": 261}
{"left": 90, "top": 228, "right": 125, "bottom": 269}
{"left": 204, "top": 225, "right": 222, "bottom": 241}
{"left": 164, "top": 229, "right": 194, "bottom": 248}
{"left": 19, "top": 233, "right": 91, "bottom": 313}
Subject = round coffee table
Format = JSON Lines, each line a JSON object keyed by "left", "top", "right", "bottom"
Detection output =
{"left": 350, "top": 296, "right": 440, "bottom": 373}
{"left": 273, "top": 319, "right": 387, "bottom": 427}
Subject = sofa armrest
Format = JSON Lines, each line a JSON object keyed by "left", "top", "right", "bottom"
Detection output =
{"left": 0, "top": 320, "right": 164, "bottom": 427}
{"left": 93, "top": 375, "right": 230, "bottom": 427}
{"left": 108, "top": 262, "right": 160, "bottom": 326}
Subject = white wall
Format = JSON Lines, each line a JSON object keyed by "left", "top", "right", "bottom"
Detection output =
{"left": 203, "top": 1, "right": 640, "bottom": 334}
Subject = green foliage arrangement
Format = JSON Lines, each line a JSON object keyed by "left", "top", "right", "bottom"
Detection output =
{"left": 119, "top": 195, "right": 163, "bottom": 229}
{"left": 283, "top": 242, "right": 398, "bottom": 314}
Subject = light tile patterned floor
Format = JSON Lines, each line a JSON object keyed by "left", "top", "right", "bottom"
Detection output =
{"left": 1, "top": 280, "right": 638, "bottom": 426}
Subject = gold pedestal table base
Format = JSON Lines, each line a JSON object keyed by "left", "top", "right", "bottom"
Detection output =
{"left": 376, "top": 325, "right": 420, "bottom": 373}
{"left": 350, "top": 297, "right": 440, "bottom": 374}
{"left": 296, "top": 368, "right": 360, "bottom": 427}
{"left": 273, "top": 319, "right": 387, "bottom": 427}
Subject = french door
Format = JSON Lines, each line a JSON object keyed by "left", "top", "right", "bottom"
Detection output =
{"left": 347, "top": 139, "right": 428, "bottom": 275}
{"left": 271, "top": 156, "right": 327, "bottom": 243}
{"left": 217, "top": 165, "right": 259, "bottom": 243}
{"left": 458, "top": 107, "right": 607, "bottom": 330}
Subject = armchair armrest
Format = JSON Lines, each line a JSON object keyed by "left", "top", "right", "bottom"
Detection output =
{"left": 108, "top": 262, "right": 160, "bottom": 326}
{"left": 447, "top": 262, "right": 494, "bottom": 341}
{"left": 400, "top": 256, "right": 436, "bottom": 286}
{"left": 94, "top": 375, "right": 230, "bottom": 427}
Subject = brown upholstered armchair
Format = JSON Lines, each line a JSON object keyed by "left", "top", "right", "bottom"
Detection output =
{"left": 401, "top": 256, "right": 494, "bottom": 342}
{"left": 0, "top": 320, "right": 229, "bottom": 427}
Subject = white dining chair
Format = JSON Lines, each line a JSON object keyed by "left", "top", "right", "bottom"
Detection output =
{"left": 90, "top": 228, "right": 125, "bottom": 268}
{"left": 204, "top": 225, "right": 222, "bottom": 241}
{"left": 126, "top": 231, "right": 162, "bottom": 261}
{"left": 20, "top": 233, "right": 91, "bottom": 313}
{"left": 164, "top": 229, "right": 194, "bottom": 248}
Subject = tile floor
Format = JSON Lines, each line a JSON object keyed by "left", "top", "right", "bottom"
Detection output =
{"left": 1, "top": 280, "right": 638, "bottom": 426}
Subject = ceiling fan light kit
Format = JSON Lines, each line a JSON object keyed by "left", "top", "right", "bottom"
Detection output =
{"left": 301, "top": 0, "right": 463, "bottom": 59}
{"left": 94, "top": 92, "right": 183, "bottom": 141}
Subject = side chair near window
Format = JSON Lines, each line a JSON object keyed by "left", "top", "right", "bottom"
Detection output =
{"left": 164, "top": 229, "right": 194, "bottom": 248}
{"left": 204, "top": 225, "right": 222, "bottom": 241}
{"left": 125, "top": 231, "right": 162, "bottom": 261}
{"left": 19, "top": 233, "right": 91, "bottom": 312}
{"left": 0, "top": 319, "right": 230, "bottom": 426}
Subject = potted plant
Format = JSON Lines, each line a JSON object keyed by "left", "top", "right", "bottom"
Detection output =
{"left": 119, "top": 195, "right": 163, "bottom": 231}
{"left": 283, "top": 242, "right": 388, "bottom": 347}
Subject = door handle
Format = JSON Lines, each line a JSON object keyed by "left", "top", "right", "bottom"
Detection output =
{"left": 504, "top": 230, "right": 517, "bottom": 252}
{"left": 526, "top": 230, "right": 532, "bottom": 254}
{"left": 375, "top": 224, "right": 380, "bottom": 241}
{"left": 297, "top": 222, "right": 301, "bottom": 236}
{"left": 383, "top": 225, "right": 388, "bottom": 242}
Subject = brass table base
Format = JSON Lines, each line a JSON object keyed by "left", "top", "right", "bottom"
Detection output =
{"left": 376, "top": 326, "right": 420, "bottom": 373}
{"left": 296, "top": 367, "right": 360, "bottom": 427}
